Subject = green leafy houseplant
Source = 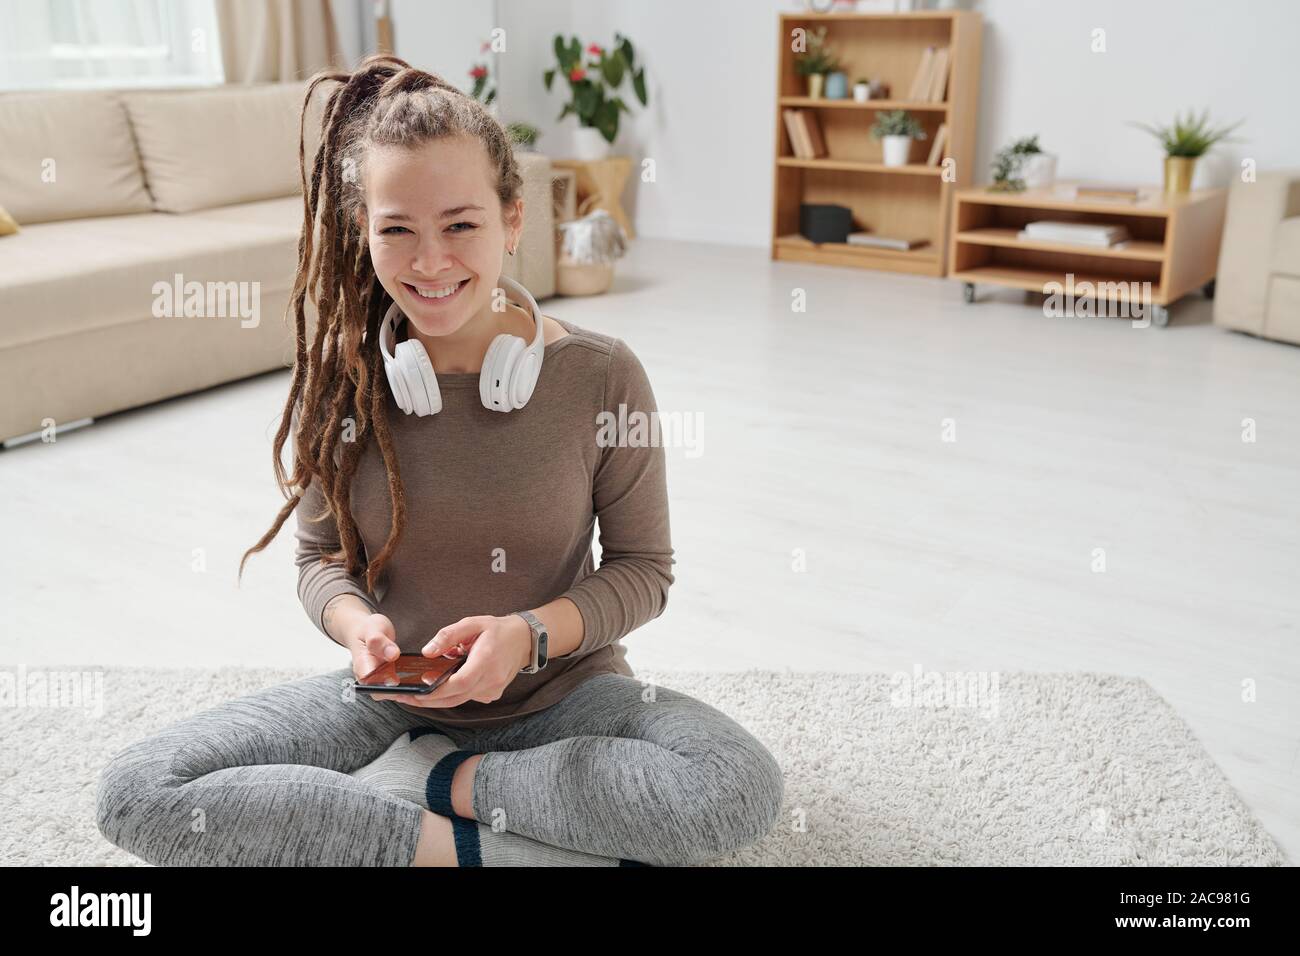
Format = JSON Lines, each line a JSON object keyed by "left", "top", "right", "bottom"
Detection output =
{"left": 506, "top": 122, "right": 539, "bottom": 149}
{"left": 1129, "top": 108, "right": 1243, "bottom": 157}
{"left": 544, "top": 33, "right": 648, "bottom": 144}
{"left": 869, "top": 110, "right": 926, "bottom": 140}
{"left": 1131, "top": 108, "right": 1244, "bottom": 193}
{"left": 989, "top": 134, "right": 1043, "bottom": 192}
{"left": 793, "top": 25, "right": 840, "bottom": 76}
{"left": 467, "top": 51, "right": 539, "bottom": 149}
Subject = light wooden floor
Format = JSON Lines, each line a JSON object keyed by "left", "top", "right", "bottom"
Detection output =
{"left": 3, "top": 237, "right": 1297, "bottom": 862}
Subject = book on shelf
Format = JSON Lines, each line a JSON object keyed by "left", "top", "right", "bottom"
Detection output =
{"left": 1016, "top": 230, "right": 1131, "bottom": 249}
{"left": 801, "top": 109, "right": 826, "bottom": 156}
{"left": 927, "top": 47, "right": 950, "bottom": 102}
{"left": 1073, "top": 183, "right": 1145, "bottom": 202}
{"left": 781, "top": 108, "right": 826, "bottom": 159}
{"left": 781, "top": 109, "right": 808, "bottom": 157}
{"left": 926, "top": 123, "right": 948, "bottom": 166}
{"left": 907, "top": 47, "right": 934, "bottom": 101}
{"left": 847, "top": 231, "right": 929, "bottom": 252}
{"left": 907, "top": 45, "right": 949, "bottom": 103}
{"left": 1019, "top": 220, "right": 1131, "bottom": 247}
{"left": 1022, "top": 221, "right": 1130, "bottom": 240}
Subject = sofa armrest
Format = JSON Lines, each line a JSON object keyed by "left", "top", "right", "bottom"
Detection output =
{"left": 1214, "top": 168, "right": 1300, "bottom": 333}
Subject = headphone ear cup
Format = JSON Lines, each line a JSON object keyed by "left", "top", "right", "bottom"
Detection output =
{"left": 481, "top": 333, "right": 523, "bottom": 412}
{"left": 395, "top": 339, "right": 442, "bottom": 416}
{"left": 385, "top": 342, "right": 413, "bottom": 413}
{"left": 478, "top": 335, "right": 503, "bottom": 410}
{"left": 512, "top": 350, "right": 541, "bottom": 406}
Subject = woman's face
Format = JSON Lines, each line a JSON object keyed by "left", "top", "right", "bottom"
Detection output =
{"left": 363, "top": 134, "right": 522, "bottom": 339}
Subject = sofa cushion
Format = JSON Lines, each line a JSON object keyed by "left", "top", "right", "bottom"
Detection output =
{"left": 0, "top": 91, "right": 153, "bottom": 224}
{"left": 0, "top": 205, "right": 300, "bottom": 351}
{"left": 123, "top": 81, "right": 326, "bottom": 213}
{"left": 185, "top": 195, "right": 305, "bottom": 233}
{"left": 1271, "top": 216, "right": 1300, "bottom": 278}
{"left": 1264, "top": 275, "right": 1300, "bottom": 345}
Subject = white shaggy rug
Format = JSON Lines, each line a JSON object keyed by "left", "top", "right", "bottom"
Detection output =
{"left": 0, "top": 666, "right": 1286, "bottom": 866}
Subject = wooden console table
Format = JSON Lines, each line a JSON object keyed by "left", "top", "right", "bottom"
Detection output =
{"left": 948, "top": 183, "right": 1227, "bottom": 326}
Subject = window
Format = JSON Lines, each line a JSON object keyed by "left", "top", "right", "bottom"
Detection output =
{"left": 0, "top": 0, "right": 224, "bottom": 91}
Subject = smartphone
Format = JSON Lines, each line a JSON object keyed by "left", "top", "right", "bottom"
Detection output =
{"left": 354, "top": 653, "right": 465, "bottom": 695}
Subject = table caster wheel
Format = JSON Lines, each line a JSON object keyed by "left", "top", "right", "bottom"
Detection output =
{"left": 1203, "top": 278, "right": 1216, "bottom": 299}
{"left": 962, "top": 282, "right": 975, "bottom": 304}
{"left": 1151, "top": 304, "right": 1170, "bottom": 327}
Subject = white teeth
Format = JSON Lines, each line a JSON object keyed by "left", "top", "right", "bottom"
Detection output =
{"left": 413, "top": 280, "right": 463, "bottom": 299}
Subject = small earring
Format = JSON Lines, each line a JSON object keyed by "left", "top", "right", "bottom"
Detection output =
{"left": 508, "top": 246, "right": 515, "bottom": 256}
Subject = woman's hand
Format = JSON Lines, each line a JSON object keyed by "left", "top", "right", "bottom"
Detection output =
{"left": 347, "top": 612, "right": 402, "bottom": 682}
{"left": 367, "top": 614, "right": 533, "bottom": 709}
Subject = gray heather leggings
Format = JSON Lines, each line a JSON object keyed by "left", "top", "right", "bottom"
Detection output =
{"left": 94, "top": 667, "right": 784, "bottom": 867}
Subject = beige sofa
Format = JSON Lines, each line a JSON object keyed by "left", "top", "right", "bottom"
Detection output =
{"left": 0, "top": 83, "right": 557, "bottom": 445}
{"left": 1213, "top": 169, "right": 1300, "bottom": 346}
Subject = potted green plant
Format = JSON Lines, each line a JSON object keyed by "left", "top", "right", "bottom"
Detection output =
{"left": 989, "top": 135, "right": 1051, "bottom": 192}
{"left": 468, "top": 53, "right": 540, "bottom": 150}
{"left": 544, "top": 33, "right": 648, "bottom": 161}
{"left": 870, "top": 110, "right": 926, "bottom": 167}
{"left": 793, "top": 25, "right": 839, "bottom": 99}
{"left": 1129, "top": 109, "right": 1244, "bottom": 193}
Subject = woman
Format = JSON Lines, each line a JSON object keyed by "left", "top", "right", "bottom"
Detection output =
{"left": 94, "top": 55, "right": 783, "bottom": 867}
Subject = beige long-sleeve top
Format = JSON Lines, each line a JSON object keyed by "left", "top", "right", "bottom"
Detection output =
{"left": 292, "top": 317, "right": 674, "bottom": 730}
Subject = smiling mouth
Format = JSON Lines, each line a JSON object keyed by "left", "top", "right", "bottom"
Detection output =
{"left": 404, "top": 278, "right": 469, "bottom": 303}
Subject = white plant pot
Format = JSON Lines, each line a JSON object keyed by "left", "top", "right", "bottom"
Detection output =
{"left": 881, "top": 135, "right": 912, "bottom": 167}
{"left": 573, "top": 126, "right": 611, "bottom": 161}
{"left": 1022, "top": 152, "right": 1057, "bottom": 189}
{"left": 852, "top": 83, "right": 870, "bottom": 103}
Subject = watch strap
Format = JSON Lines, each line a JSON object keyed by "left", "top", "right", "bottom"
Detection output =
{"left": 514, "top": 610, "right": 548, "bottom": 673}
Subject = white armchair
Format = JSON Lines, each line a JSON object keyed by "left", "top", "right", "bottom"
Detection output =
{"left": 1213, "top": 169, "right": 1300, "bottom": 345}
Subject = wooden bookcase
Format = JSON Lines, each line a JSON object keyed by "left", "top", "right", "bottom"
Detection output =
{"left": 770, "top": 10, "right": 982, "bottom": 277}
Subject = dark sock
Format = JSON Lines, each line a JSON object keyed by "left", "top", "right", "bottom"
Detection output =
{"left": 429, "top": 753, "right": 647, "bottom": 866}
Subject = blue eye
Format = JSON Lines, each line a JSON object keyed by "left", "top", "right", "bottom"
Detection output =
{"left": 448, "top": 222, "right": 478, "bottom": 233}
{"left": 380, "top": 225, "right": 409, "bottom": 235}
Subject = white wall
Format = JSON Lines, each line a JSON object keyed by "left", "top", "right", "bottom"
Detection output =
{"left": 497, "top": 0, "right": 784, "bottom": 246}
{"left": 389, "top": 0, "right": 500, "bottom": 94}
{"left": 329, "top": 0, "right": 375, "bottom": 70}
{"left": 386, "top": 0, "right": 1300, "bottom": 247}
{"left": 975, "top": 0, "right": 1300, "bottom": 191}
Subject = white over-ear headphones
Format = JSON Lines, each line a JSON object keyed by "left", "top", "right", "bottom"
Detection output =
{"left": 378, "top": 274, "right": 546, "bottom": 416}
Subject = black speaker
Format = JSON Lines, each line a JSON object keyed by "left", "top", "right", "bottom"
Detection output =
{"left": 799, "top": 203, "right": 852, "bottom": 244}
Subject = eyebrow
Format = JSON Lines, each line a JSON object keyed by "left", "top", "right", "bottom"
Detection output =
{"left": 374, "top": 205, "right": 486, "bottom": 221}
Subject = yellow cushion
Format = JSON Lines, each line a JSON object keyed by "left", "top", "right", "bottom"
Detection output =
{"left": 0, "top": 204, "right": 18, "bottom": 236}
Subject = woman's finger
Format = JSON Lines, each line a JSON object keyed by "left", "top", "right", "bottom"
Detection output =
{"left": 422, "top": 616, "right": 489, "bottom": 657}
{"left": 364, "top": 632, "right": 399, "bottom": 660}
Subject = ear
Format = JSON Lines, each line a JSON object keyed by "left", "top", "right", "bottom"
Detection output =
{"left": 507, "top": 197, "right": 524, "bottom": 248}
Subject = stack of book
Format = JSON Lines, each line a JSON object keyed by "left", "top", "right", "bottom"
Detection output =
{"left": 847, "top": 232, "right": 929, "bottom": 252}
{"left": 1074, "top": 184, "right": 1145, "bottom": 203}
{"left": 782, "top": 109, "right": 827, "bottom": 159}
{"left": 1017, "top": 221, "right": 1130, "bottom": 248}
{"left": 907, "top": 46, "right": 950, "bottom": 102}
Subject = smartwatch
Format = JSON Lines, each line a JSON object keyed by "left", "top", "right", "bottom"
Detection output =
{"left": 513, "top": 610, "right": 549, "bottom": 674}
